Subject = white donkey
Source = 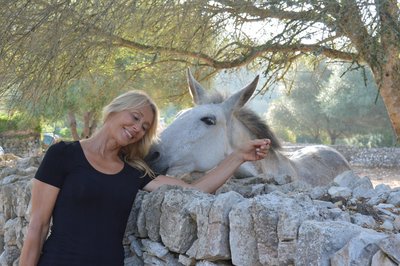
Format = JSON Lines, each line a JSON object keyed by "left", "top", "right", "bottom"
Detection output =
{"left": 146, "top": 70, "right": 351, "bottom": 186}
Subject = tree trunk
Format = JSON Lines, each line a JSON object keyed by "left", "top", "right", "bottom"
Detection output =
{"left": 89, "top": 118, "right": 98, "bottom": 136}
{"left": 68, "top": 111, "right": 80, "bottom": 141}
{"left": 81, "top": 111, "right": 92, "bottom": 139}
{"left": 372, "top": 0, "right": 400, "bottom": 144}
{"left": 329, "top": 135, "right": 337, "bottom": 145}
{"left": 371, "top": 65, "right": 400, "bottom": 145}
{"left": 79, "top": 111, "right": 99, "bottom": 139}
{"left": 339, "top": 0, "right": 400, "bottom": 144}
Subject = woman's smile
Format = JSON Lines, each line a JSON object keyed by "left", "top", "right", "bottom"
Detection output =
{"left": 123, "top": 128, "right": 133, "bottom": 139}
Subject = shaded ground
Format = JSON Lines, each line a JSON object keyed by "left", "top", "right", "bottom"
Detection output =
{"left": 351, "top": 165, "right": 400, "bottom": 188}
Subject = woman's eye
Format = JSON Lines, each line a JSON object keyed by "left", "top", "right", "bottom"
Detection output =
{"left": 131, "top": 113, "right": 141, "bottom": 122}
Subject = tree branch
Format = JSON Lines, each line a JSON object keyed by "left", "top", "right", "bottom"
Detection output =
{"left": 208, "top": 0, "right": 336, "bottom": 29}
{"left": 103, "top": 30, "right": 358, "bottom": 69}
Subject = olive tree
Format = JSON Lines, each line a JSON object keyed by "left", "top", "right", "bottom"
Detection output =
{"left": 268, "top": 62, "right": 392, "bottom": 146}
{"left": 1, "top": 0, "right": 399, "bottom": 142}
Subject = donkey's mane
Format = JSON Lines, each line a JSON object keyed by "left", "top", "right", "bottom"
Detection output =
{"left": 237, "top": 108, "right": 281, "bottom": 150}
{"left": 204, "top": 91, "right": 225, "bottom": 104}
{"left": 207, "top": 91, "right": 281, "bottom": 150}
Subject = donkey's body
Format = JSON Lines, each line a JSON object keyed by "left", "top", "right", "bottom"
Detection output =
{"left": 147, "top": 70, "right": 350, "bottom": 186}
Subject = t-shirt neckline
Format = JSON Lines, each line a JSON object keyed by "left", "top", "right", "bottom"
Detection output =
{"left": 76, "top": 141, "right": 126, "bottom": 176}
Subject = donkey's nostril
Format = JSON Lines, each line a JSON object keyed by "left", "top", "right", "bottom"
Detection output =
{"left": 152, "top": 151, "right": 160, "bottom": 160}
{"left": 145, "top": 151, "right": 160, "bottom": 163}
{"left": 145, "top": 151, "right": 168, "bottom": 175}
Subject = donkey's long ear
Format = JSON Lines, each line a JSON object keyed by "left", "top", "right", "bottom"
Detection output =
{"left": 222, "top": 75, "right": 259, "bottom": 115}
{"left": 187, "top": 69, "right": 208, "bottom": 105}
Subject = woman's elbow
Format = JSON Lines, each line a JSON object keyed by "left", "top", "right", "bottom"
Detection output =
{"left": 26, "top": 218, "right": 50, "bottom": 238}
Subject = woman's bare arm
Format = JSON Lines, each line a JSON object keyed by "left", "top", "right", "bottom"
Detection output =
{"left": 143, "top": 139, "right": 270, "bottom": 194}
{"left": 19, "top": 179, "right": 59, "bottom": 266}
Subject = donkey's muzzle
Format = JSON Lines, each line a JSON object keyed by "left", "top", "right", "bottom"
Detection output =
{"left": 145, "top": 150, "right": 168, "bottom": 175}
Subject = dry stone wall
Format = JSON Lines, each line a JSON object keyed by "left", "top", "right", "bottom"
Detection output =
{"left": 0, "top": 132, "right": 41, "bottom": 158}
{"left": 0, "top": 147, "right": 400, "bottom": 266}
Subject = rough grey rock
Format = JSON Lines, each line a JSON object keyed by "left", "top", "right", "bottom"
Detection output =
{"left": 350, "top": 213, "right": 377, "bottom": 228}
{"left": 124, "top": 254, "right": 143, "bottom": 266}
{"left": 310, "top": 186, "right": 328, "bottom": 200}
{"left": 333, "top": 170, "right": 360, "bottom": 188}
{"left": 1, "top": 147, "right": 400, "bottom": 266}
{"left": 387, "top": 191, "right": 400, "bottom": 206}
{"left": 138, "top": 185, "right": 177, "bottom": 241}
{"left": 141, "top": 239, "right": 169, "bottom": 258}
{"left": 352, "top": 176, "right": 377, "bottom": 199}
{"left": 376, "top": 234, "right": 400, "bottom": 264}
{"left": 328, "top": 186, "right": 352, "bottom": 199}
{"left": 160, "top": 188, "right": 207, "bottom": 253}
{"left": 186, "top": 191, "right": 244, "bottom": 260}
{"left": 394, "top": 216, "right": 400, "bottom": 231}
{"left": 330, "top": 230, "right": 387, "bottom": 266}
{"left": 371, "top": 250, "right": 398, "bottom": 266}
{"left": 296, "top": 220, "right": 365, "bottom": 266}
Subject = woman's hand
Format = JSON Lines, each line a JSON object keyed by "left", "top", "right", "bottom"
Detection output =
{"left": 237, "top": 138, "right": 271, "bottom": 162}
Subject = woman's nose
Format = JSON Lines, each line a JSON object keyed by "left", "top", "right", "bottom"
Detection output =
{"left": 130, "top": 123, "right": 142, "bottom": 133}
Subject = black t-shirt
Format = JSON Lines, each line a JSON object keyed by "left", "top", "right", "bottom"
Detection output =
{"left": 34, "top": 141, "right": 152, "bottom": 266}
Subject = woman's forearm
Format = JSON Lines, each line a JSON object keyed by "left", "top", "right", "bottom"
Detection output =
{"left": 20, "top": 180, "right": 59, "bottom": 266}
{"left": 19, "top": 223, "right": 49, "bottom": 266}
{"left": 191, "top": 152, "right": 244, "bottom": 193}
{"left": 191, "top": 139, "right": 269, "bottom": 193}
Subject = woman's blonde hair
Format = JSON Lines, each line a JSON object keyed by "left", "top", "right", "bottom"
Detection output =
{"left": 102, "top": 90, "right": 159, "bottom": 177}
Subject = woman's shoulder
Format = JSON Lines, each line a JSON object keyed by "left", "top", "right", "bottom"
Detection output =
{"left": 42, "top": 141, "right": 84, "bottom": 173}
{"left": 46, "top": 140, "right": 80, "bottom": 156}
{"left": 124, "top": 163, "right": 143, "bottom": 175}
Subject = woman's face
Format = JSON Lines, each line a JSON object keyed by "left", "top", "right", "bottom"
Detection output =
{"left": 108, "top": 105, "right": 154, "bottom": 146}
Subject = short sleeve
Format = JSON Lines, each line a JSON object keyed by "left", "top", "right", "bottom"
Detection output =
{"left": 139, "top": 174, "right": 153, "bottom": 189}
{"left": 34, "top": 142, "right": 67, "bottom": 188}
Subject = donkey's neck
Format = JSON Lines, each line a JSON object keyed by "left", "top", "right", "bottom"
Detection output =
{"left": 255, "top": 149, "right": 298, "bottom": 181}
{"left": 229, "top": 116, "right": 253, "bottom": 149}
{"left": 228, "top": 116, "right": 297, "bottom": 180}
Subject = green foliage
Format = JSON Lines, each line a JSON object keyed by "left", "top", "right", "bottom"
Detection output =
{"left": 0, "top": 0, "right": 399, "bottom": 141}
{"left": 0, "top": 112, "right": 41, "bottom": 133}
{"left": 268, "top": 62, "right": 329, "bottom": 143}
{"left": 40, "top": 119, "right": 73, "bottom": 140}
{"left": 272, "top": 127, "right": 297, "bottom": 143}
{"left": 267, "top": 62, "right": 394, "bottom": 146}
{"left": 58, "top": 127, "right": 72, "bottom": 139}
{"left": 337, "top": 133, "right": 394, "bottom": 148}
{"left": 0, "top": 5, "right": 198, "bottom": 135}
{"left": 0, "top": 0, "right": 216, "bottom": 110}
{"left": 1, "top": 0, "right": 398, "bottom": 143}
{"left": 0, "top": 114, "right": 18, "bottom": 133}
{"left": 3, "top": 50, "right": 191, "bottom": 139}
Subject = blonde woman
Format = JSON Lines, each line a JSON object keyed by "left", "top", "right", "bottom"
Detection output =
{"left": 19, "top": 90, "right": 270, "bottom": 266}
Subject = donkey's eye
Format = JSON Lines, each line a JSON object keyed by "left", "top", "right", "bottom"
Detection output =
{"left": 201, "top": 116, "right": 216, "bottom": 125}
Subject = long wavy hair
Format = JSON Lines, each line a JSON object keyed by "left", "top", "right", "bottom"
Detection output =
{"left": 102, "top": 90, "right": 159, "bottom": 178}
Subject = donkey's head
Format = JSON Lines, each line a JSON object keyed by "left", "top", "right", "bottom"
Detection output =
{"left": 146, "top": 69, "right": 278, "bottom": 178}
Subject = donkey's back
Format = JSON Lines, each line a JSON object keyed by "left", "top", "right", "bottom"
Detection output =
{"left": 288, "top": 145, "right": 351, "bottom": 186}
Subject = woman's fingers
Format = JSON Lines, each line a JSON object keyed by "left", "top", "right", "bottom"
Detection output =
{"left": 254, "top": 138, "right": 271, "bottom": 159}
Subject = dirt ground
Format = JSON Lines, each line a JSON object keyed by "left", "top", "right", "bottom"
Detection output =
{"left": 351, "top": 165, "right": 400, "bottom": 189}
